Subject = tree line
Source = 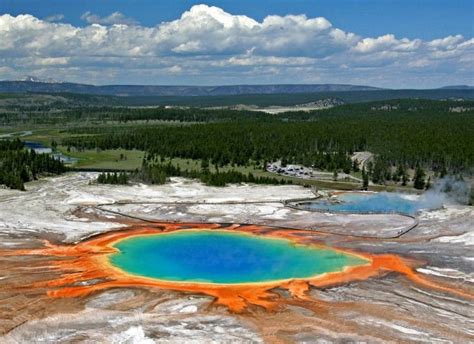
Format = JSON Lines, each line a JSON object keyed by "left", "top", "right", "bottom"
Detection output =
{"left": 4, "top": 97, "right": 472, "bottom": 126}
{"left": 97, "top": 172, "right": 129, "bottom": 185}
{"left": 0, "top": 139, "right": 66, "bottom": 190}
{"left": 137, "top": 161, "right": 291, "bottom": 187}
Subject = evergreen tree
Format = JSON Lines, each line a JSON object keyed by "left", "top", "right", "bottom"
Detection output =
{"left": 200, "top": 159, "right": 209, "bottom": 172}
{"left": 362, "top": 167, "right": 369, "bottom": 189}
{"left": 402, "top": 173, "right": 408, "bottom": 186}
{"left": 352, "top": 159, "right": 360, "bottom": 172}
{"left": 413, "top": 165, "right": 426, "bottom": 190}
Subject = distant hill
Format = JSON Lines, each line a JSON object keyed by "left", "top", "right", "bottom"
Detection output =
{"left": 0, "top": 81, "right": 381, "bottom": 96}
{"left": 0, "top": 80, "right": 473, "bottom": 107}
{"left": 126, "top": 90, "right": 474, "bottom": 106}
{"left": 438, "top": 85, "right": 474, "bottom": 90}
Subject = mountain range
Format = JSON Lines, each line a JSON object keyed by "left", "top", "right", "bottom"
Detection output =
{"left": 0, "top": 80, "right": 472, "bottom": 101}
{"left": 0, "top": 80, "right": 383, "bottom": 96}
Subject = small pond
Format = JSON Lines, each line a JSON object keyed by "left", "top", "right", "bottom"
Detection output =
{"left": 24, "top": 141, "right": 78, "bottom": 164}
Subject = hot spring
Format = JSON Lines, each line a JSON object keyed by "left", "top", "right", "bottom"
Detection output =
{"left": 295, "top": 192, "right": 436, "bottom": 216}
{"left": 109, "top": 230, "right": 368, "bottom": 284}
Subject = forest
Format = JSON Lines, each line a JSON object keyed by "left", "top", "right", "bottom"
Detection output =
{"left": 0, "top": 139, "right": 65, "bottom": 190}
{"left": 62, "top": 100, "right": 474, "bottom": 179}
{"left": 1, "top": 96, "right": 473, "bottom": 125}
{"left": 1, "top": 98, "right": 473, "bottom": 190}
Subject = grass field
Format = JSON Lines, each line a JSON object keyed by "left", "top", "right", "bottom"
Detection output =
{"left": 58, "top": 147, "right": 144, "bottom": 170}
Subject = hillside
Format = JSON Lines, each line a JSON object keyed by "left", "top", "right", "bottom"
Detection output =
{"left": 0, "top": 81, "right": 380, "bottom": 97}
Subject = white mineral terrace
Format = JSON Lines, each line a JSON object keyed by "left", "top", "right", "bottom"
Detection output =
{"left": 0, "top": 172, "right": 472, "bottom": 343}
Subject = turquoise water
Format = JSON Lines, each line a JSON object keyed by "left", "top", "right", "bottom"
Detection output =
{"left": 109, "top": 230, "right": 367, "bottom": 284}
{"left": 299, "top": 193, "right": 422, "bottom": 215}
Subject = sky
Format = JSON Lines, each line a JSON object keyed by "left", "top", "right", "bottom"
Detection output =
{"left": 0, "top": 0, "right": 473, "bottom": 87}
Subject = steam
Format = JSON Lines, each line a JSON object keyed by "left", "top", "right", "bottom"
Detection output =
{"left": 418, "top": 176, "right": 471, "bottom": 210}
{"left": 300, "top": 177, "right": 470, "bottom": 215}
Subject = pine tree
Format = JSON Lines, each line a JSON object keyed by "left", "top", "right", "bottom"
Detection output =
{"left": 352, "top": 159, "right": 360, "bottom": 172}
{"left": 413, "top": 165, "right": 426, "bottom": 190}
{"left": 362, "top": 167, "right": 369, "bottom": 189}
{"left": 425, "top": 176, "right": 431, "bottom": 190}
{"left": 402, "top": 173, "right": 408, "bottom": 186}
{"left": 200, "top": 159, "right": 209, "bottom": 172}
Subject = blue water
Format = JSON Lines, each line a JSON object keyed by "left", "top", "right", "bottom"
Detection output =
{"left": 299, "top": 193, "right": 422, "bottom": 215}
{"left": 24, "top": 141, "right": 77, "bottom": 164}
{"left": 109, "top": 230, "right": 367, "bottom": 284}
{"left": 24, "top": 141, "right": 48, "bottom": 149}
{"left": 25, "top": 141, "right": 52, "bottom": 154}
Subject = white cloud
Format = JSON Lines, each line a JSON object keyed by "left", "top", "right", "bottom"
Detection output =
{"left": 0, "top": 5, "right": 472, "bottom": 87}
{"left": 44, "top": 14, "right": 64, "bottom": 22}
{"left": 353, "top": 34, "right": 421, "bottom": 53}
{"left": 166, "top": 65, "right": 183, "bottom": 74}
{"left": 80, "top": 11, "right": 138, "bottom": 26}
{"left": 428, "top": 35, "right": 464, "bottom": 49}
{"left": 35, "top": 57, "right": 70, "bottom": 66}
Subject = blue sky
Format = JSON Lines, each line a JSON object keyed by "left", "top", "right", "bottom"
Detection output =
{"left": 0, "top": 1, "right": 473, "bottom": 87}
